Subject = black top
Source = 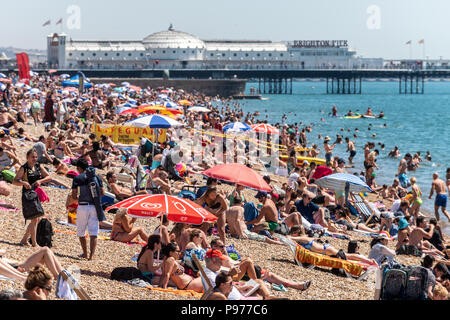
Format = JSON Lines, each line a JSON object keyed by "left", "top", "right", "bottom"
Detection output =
{"left": 21, "top": 162, "right": 42, "bottom": 192}
{"left": 72, "top": 172, "right": 103, "bottom": 204}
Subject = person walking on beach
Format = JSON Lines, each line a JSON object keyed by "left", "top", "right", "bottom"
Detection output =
{"left": 43, "top": 91, "right": 56, "bottom": 128}
{"left": 345, "top": 137, "right": 356, "bottom": 164}
{"left": 71, "top": 159, "right": 105, "bottom": 260}
{"left": 429, "top": 172, "right": 450, "bottom": 222}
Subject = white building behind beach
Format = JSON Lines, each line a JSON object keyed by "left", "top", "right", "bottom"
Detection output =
{"left": 47, "top": 25, "right": 383, "bottom": 70}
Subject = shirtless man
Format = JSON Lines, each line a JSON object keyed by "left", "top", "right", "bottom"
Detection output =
{"left": 323, "top": 136, "right": 336, "bottom": 167}
{"left": 246, "top": 191, "right": 300, "bottom": 235}
{"left": 0, "top": 106, "right": 18, "bottom": 130}
{"left": 106, "top": 172, "right": 147, "bottom": 200}
{"left": 429, "top": 173, "right": 450, "bottom": 222}
{"left": 388, "top": 146, "right": 400, "bottom": 158}
{"left": 396, "top": 153, "right": 412, "bottom": 188}
{"left": 226, "top": 198, "right": 283, "bottom": 245}
{"left": 409, "top": 217, "right": 445, "bottom": 258}
{"left": 345, "top": 137, "right": 356, "bottom": 164}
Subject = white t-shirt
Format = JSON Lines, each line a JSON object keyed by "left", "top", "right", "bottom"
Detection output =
{"left": 288, "top": 172, "right": 300, "bottom": 190}
{"left": 204, "top": 267, "right": 242, "bottom": 300}
{"left": 391, "top": 200, "right": 401, "bottom": 214}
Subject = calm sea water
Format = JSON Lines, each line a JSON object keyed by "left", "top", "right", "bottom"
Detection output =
{"left": 239, "top": 81, "right": 450, "bottom": 235}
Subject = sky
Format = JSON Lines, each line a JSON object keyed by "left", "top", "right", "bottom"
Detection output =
{"left": 0, "top": 0, "right": 448, "bottom": 60}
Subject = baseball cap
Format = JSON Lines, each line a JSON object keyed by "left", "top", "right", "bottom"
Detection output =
{"left": 338, "top": 158, "right": 346, "bottom": 164}
{"left": 398, "top": 218, "right": 409, "bottom": 230}
{"left": 205, "top": 249, "right": 228, "bottom": 261}
{"left": 255, "top": 191, "right": 268, "bottom": 199}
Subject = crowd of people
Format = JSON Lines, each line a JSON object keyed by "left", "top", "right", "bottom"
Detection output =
{"left": 0, "top": 72, "right": 448, "bottom": 300}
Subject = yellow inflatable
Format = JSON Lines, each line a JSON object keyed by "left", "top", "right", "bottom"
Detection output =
{"left": 280, "top": 155, "right": 326, "bottom": 166}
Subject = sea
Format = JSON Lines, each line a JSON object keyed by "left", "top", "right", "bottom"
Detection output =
{"left": 237, "top": 80, "right": 450, "bottom": 235}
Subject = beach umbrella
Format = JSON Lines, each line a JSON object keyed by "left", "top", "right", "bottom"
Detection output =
{"left": 202, "top": 163, "right": 272, "bottom": 192}
{"left": 315, "top": 173, "right": 373, "bottom": 193}
{"left": 163, "top": 101, "right": 180, "bottom": 109}
{"left": 119, "top": 108, "right": 140, "bottom": 115}
{"left": 251, "top": 123, "right": 280, "bottom": 135}
{"left": 0, "top": 84, "right": 5, "bottom": 91}
{"left": 121, "top": 82, "right": 130, "bottom": 87}
{"left": 105, "top": 194, "right": 217, "bottom": 224}
{"left": 124, "top": 114, "right": 183, "bottom": 129}
{"left": 188, "top": 106, "right": 211, "bottom": 113}
{"left": 223, "top": 122, "right": 252, "bottom": 133}
{"left": 138, "top": 105, "right": 167, "bottom": 113}
{"left": 115, "top": 106, "right": 132, "bottom": 115}
{"left": 60, "top": 74, "right": 71, "bottom": 79}
{"left": 0, "top": 73, "right": 6, "bottom": 78}
{"left": 178, "top": 99, "right": 193, "bottom": 106}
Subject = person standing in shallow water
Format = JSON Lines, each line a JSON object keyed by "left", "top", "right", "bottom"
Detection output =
{"left": 429, "top": 172, "right": 450, "bottom": 222}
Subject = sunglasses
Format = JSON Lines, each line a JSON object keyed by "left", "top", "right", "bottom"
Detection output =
{"left": 40, "top": 285, "right": 52, "bottom": 293}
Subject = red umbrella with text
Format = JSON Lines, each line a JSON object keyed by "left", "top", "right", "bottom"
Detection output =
{"left": 105, "top": 194, "right": 217, "bottom": 225}
{"left": 201, "top": 163, "right": 271, "bottom": 192}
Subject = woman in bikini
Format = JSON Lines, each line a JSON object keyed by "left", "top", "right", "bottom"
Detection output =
{"left": 137, "top": 234, "right": 163, "bottom": 285}
{"left": 229, "top": 184, "right": 246, "bottom": 207}
{"left": 182, "top": 230, "right": 207, "bottom": 273}
{"left": 334, "top": 208, "right": 378, "bottom": 234}
{"left": 195, "top": 187, "right": 228, "bottom": 244}
{"left": 409, "top": 177, "right": 423, "bottom": 220}
{"left": 288, "top": 225, "right": 370, "bottom": 263}
{"left": 110, "top": 208, "right": 149, "bottom": 243}
{"left": 159, "top": 242, "right": 203, "bottom": 292}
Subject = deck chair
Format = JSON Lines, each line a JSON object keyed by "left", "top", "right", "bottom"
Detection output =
{"left": 56, "top": 270, "right": 91, "bottom": 300}
{"left": 192, "top": 255, "right": 214, "bottom": 300}
{"left": 278, "top": 235, "right": 375, "bottom": 281}
{"left": 350, "top": 193, "right": 378, "bottom": 226}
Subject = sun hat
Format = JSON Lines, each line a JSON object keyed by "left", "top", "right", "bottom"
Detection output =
{"left": 398, "top": 218, "right": 409, "bottom": 230}
{"left": 378, "top": 231, "right": 392, "bottom": 240}
{"left": 324, "top": 136, "right": 331, "bottom": 142}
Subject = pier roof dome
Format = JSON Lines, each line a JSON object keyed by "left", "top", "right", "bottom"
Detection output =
{"left": 143, "top": 24, "right": 205, "bottom": 49}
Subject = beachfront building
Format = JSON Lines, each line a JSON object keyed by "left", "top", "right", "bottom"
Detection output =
{"left": 47, "top": 25, "right": 383, "bottom": 70}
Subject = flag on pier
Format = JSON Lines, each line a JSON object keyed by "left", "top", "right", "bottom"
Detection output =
{"left": 418, "top": 39, "right": 424, "bottom": 44}
{"left": 42, "top": 20, "right": 51, "bottom": 27}
{"left": 56, "top": 18, "right": 63, "bottom": 25}
{"left": 405, "top": 40, "right": 411, "bottom": 45}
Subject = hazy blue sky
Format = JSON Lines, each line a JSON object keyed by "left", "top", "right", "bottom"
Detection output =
{"left": 0, "top": 0, "right": 448, "bottom": 59}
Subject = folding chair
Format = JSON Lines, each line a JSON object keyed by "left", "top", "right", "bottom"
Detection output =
{"left": 351, "top": 193, "right": 378, "bottom": 225}
{"left": 192, "top": 255, "right": 214, "bottom": 300}
{"left": 58, "top": 270, "right": 91, "bottom": 300}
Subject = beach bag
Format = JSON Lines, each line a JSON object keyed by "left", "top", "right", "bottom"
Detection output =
{"left": 381, "top": 268, "right": 408, "bottom": 300}
{"left": 404, "top": 266, "right": 428, "bottom": 300}
{"left": 29, "top": 218, "right": 53, "bottom": 248}
{"left": 110, "top": 267, "right": 144, "bottom": 282}
{"left": 66, "top": 170, "right": 79, "bottom": 179}
{"left": 1, "top": 170, "right": 16, "bottom": 183}
{"left": 22, "top": 189, "right": 45, "bottom": 221}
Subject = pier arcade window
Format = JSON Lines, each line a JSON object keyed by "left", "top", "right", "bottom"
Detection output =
{"left": 222, "top": 53, "right": 225, "bottom": 57}
{"left": 280, "top": 53, "right": 284, "bottom": 57}
{"left": 81, "top": 53, "right": 84, "bottom": 57}
{"left": 245, "top": 53, "right": 249, "bottom": 57}
{"left": 128, "top": 53, "right": 132, "bottom": 56}
{"left": 233, "top": 53, "right": 237, "bottom": 57}
{"left": 69, "top": 53, "right": 73, "bottom": 56}
{"left": 162, "top": 50, "right": 166, "bottom": 53}
{"left": 116, "top": 53, "right": 120, "bottom": 56}
{"left": 105, "top": 53, "right": 108, "bottom": 56}
{"left": 92, "top": 53, "right": 96, "bottom": 57}
{"left": 173, "top": 50, "right": 176, "bottom": 54}
{"left": 268, "top": 53, "right": 272, "bottom": 57}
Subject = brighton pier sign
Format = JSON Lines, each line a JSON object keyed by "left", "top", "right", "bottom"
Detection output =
{"left": 291, "top": 40, "right": 348, "bottom": 48}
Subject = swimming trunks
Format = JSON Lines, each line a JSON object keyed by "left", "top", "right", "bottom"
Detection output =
{"left": 350, "top": 150, "right": 356, "bottom": 158}
{"left": 435, "top": 194, "right": 447, "bottom": 208}
{"left": 398, "top": 174, "right": 408, "bottom": 188}
{"left": 301, "top": 240, "right": 314, "bottom": 251}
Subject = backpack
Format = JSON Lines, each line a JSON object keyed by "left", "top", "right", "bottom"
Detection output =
{"left": 381, "top": 265, "right": 429, "bottom": 300}
{"left": 110, "top": 267, "right": 144, "bottom": 282}
{"left": 1, "top": 170, "right": 16, "bottom": 183}
{"left": 29, "top": 218, "right": 53, "bottom": 248}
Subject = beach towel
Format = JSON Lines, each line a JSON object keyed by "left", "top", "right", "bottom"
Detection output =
{"left": 0, "top": 275, "right": 15, "bottom": 281}
{"left": 0, "top": 201, "right": 19, "bottom": 212}
{"left": 143, "top": 286, "right": 203, "bottom": 298}
{"left": 226, "top": 244, "right": 242, "bottom": 262}
{"left": 295, "top": 243, "right": 365, "bottom": 277}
